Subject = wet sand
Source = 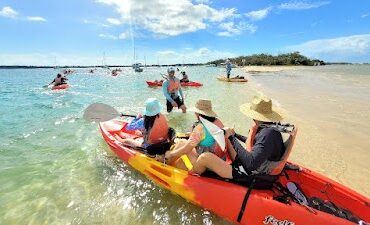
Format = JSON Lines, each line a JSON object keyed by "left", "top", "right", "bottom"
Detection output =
{"left": 244, "top": 65, "right": 370, "bottom": 197}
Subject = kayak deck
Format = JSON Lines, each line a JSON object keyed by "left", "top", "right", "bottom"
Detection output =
{"left": 99, "top": 119, "right": 370, "bottom": 225}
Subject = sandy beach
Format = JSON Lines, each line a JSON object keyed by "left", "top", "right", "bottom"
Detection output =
{"left": 243, "top": 65, "right": 370, "bottom": 197}
{"left": 243, "top": 65, "right": 304, "bottom": 73}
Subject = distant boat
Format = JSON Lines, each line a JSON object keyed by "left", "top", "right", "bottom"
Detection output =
{"left": 132, "top": 63, "right": 143, "bottom": 72}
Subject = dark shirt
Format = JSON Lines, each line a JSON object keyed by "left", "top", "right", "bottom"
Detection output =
{"left": 230, "top": 127, "right": 284, "bottom": 174}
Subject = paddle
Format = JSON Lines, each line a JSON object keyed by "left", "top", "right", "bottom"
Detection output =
{"left": 83, "top": 103, "right": 190, "bottom": 139}
{"left": 83, "top": 103, "right": 138, "bottom": 122}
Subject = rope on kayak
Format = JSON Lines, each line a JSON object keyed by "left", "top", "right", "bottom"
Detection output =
{"left": 237, "top": 179, "right": 255, "bottom": 223}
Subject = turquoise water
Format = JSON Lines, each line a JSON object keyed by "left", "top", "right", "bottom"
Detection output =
{"left": 0, "top": 67, "right": 253, "bottom": 225}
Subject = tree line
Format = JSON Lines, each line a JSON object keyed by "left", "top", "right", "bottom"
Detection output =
{"left": 208, "top": 52, "right": 325, "bottom": 66}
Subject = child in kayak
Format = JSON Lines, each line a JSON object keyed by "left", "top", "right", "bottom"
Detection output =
{"left": 189, "top": 96, "right": 288, "bottom": 181}
{"left": 121, "top": 98, "right": 174, "bottom": 157}
{"left": 162, "top": 67, "right": 187, "bottom": 113}
{"left": 165, "top": 99, "right": 231, "bottom": 170}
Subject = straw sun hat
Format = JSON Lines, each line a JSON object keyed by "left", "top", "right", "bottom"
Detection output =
{"left": 240, "top": 96, "right": 283, "bottom": 122}
{"left": 193, "top": 99, "right": 218, "bottom": 118}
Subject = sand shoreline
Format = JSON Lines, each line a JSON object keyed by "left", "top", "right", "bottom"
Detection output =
{"left": 241, "top": 65, "right": 308, "bottom": 73}
{"left": 244, "top": 65, "right": 370, "bottom": 197}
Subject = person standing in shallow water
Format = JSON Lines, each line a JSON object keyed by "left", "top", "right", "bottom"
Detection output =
{"left": 162, "top": 67, "right": 187, "bottom": 113}
{"left": 226, "top": 59, "right": 232, "bottom": 79}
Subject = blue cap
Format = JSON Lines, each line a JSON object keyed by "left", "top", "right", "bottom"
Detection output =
{"left": 143, "top": 98, "right": 162, "bottom": 116}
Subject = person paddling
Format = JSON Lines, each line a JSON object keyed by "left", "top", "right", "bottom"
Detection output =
{"left": 180, "top": 71, "right": 190, "bottom": 83}
{"left": 190, "top": 96, "right": 291, "bottom": 181}
{"left": 162, "top": 67, "right": 186, "bottom": 113}
{"left": 49, "top": 73, "right": 68, "bottom": 86}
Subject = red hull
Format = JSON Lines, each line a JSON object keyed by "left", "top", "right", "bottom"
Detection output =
{"left": 99, "top": 120, "right": 370, "bottom": 225}
{"left": 146, "top": 80, "right": 203, "bottom": 87}
{"left": 51, "top": 84, "right": 69, "bottom": 90}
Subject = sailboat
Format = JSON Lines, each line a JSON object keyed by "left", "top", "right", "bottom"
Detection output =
{"left": 132, "top": 47, "right": 143, "bottom": 72}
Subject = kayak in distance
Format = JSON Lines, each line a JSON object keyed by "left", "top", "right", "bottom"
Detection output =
{"left": 99, "top": 119, "right": 370, "bottom": 225}
{"left": 217, "top": 76, "right": 248, "bottom": 82}
{"left": 146, "top": 80, "right": 203, "bottom": 87}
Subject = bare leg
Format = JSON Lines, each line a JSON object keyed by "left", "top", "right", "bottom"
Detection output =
{"left": 192, "top": 152, "right": 233, "bottom": 179}
{"left": 180, "top": 104, "right": 187, "bottom": 113}
{"left": 121, "top": 138, "right": 143, "bottom": 147}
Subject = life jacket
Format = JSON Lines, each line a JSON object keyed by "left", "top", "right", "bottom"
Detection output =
{"left": 248, "top": 125, "right": 297, "bottom": 175}
{"left": 167, "top": 78, "right": 180, "bottom": 94}
{"left": 196, "top": 119, "right": 231, "bottom": 163}
{"left": 146, "top": 114, "right": 169, "bottom": 145}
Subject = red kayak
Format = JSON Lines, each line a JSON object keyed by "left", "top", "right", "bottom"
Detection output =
{"left": 146, "top": 80, "right": 203, "bottom": 87}
{"left": 99, "top": 119, "right": 370, "bottom": 225}
{"left": 51, "top": 84, "right": 69, "bottom": 90}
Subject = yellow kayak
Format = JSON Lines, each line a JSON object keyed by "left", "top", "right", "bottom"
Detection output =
{"left": 217, "top": 76, "right": 248, "bottom": 82}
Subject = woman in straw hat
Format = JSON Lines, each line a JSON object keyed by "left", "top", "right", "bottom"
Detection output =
{"left": 190, "top": 96, "right": 286, "bottom": 180}
{"left": 165, "top": 99, "right": 231, "bottom": 170}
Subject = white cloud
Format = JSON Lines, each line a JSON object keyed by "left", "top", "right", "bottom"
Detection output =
{"left": 99, "top": 33, "right": 118, "bottom": 40}
{"left": 27, "top": 16, "right": 47, "bottom": 22}
{"left": 285, "top": 34, "right": 370, "bottom": 62}
{"left": 245, "top": 7, "right": 272, "bottom": 21}
{"left": 198, "top": 47, "right": 210, "bottom": 55}
{"left": 96, "top": 0, "right": 237, "bottom": 36}
{"left": 278, "top": 1, "right": 330, "bottom": 10}
{"left": 118, "top": 32, "right": 130, "bottom": 39}
{"left": 217, "top": 21, "right": 256, "bottom": 37}
{"left": 0, "top": 6, "right": 18, "bottom": 18}
{"left": 361, "top": 13, "right": 370, "bottom": 18}
{"left": 193, "top": 0, "right": 211, "bottom": 4}
{"left": 106, "top": 17, "right": 121, "bottom": 25}
{"left": 156, "top": 47, "right": 235, "bottom": 64}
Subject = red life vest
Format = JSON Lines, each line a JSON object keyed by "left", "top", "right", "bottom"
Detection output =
{"left": 167, "top": 79, "right": 180, "bottom": 94}
{"left": 147, "top": 114, "right": 169, "bottom": 144}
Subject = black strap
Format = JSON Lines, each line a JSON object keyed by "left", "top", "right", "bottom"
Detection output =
{"left": 237, "top": 179, "right": 255, "bottom": 222}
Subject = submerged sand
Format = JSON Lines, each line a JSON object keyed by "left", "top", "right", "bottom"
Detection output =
{"left": 242, "top": 65, "right": 370, "bottom": 197}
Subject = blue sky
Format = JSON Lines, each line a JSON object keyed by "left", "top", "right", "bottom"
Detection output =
{"left": 0, "top": 0, "right": 369, "bottom": 65}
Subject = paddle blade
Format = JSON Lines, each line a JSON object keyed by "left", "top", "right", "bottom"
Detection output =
{"left": 83, "top": 103, "right": 120, "bottom": 122}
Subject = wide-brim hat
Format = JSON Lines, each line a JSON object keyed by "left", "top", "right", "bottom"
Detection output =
{"left": 240, "top": 96, "right": 283, "bottom": 122}
{"left": 192, "top": 99, "right": 218, "bottom": 118}
{"left": 143, "top": 98, "right": 162, "bottom": 116}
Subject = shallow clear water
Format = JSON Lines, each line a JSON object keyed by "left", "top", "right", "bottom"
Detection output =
{"left": 1, "top": 65, "right": 369, "bottom": 224}
{"left": 0, "top": 67, "right": 251, "bottom": 225}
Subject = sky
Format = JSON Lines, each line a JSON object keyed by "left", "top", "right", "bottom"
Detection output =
{"left": 0, "top": 0, "right": 369, "bottom": 66}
